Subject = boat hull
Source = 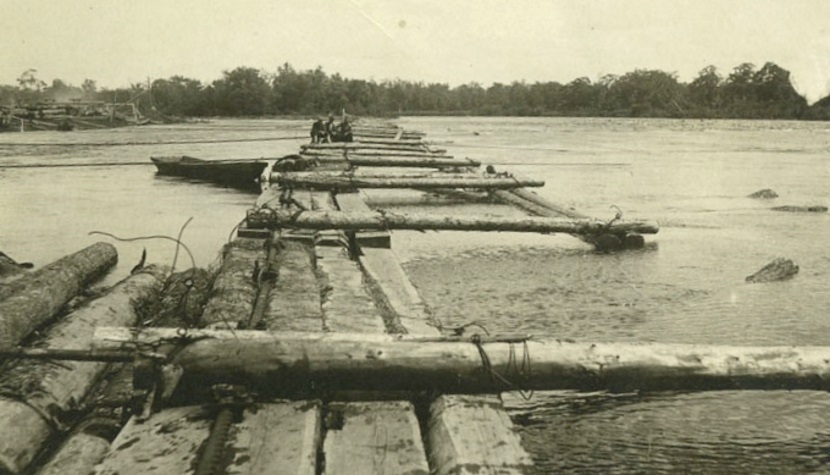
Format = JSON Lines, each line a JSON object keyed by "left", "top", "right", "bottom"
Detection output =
{"left": 151, "top": 156, "right": 268, "bottom": 190}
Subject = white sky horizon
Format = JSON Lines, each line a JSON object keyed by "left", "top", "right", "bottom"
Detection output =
{"left": 3, "top": 0, "right": 830, "bottom": 104}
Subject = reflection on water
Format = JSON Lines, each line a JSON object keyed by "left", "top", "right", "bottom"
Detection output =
{"left": 2, "top": 117, "right": 830, "bottom": 472}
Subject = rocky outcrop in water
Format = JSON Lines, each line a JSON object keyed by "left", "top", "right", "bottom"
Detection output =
{"left": 745, "top": 257, "right": 799, "bottom": 283}
{"left": 748, "top": 189, "right": 779, "bottom": 199}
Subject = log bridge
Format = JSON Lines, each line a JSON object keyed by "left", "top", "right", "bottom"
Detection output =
{"left": 0, "top": 119, "right": 808, "bottom": 474}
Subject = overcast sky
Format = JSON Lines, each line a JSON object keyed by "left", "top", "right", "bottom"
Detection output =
{"left": 3, "top": 0, "right": 830, "bottom": 103}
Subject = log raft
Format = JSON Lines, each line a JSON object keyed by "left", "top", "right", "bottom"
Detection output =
{"left": 2, "top": 120, "right": 684, "bottom": 473}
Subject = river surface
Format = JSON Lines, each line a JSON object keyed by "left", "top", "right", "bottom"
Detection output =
{"left": 2, "top": 117, "right": 830, "bottom": 473}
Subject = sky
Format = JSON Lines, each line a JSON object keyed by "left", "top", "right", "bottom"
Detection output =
{"left": 3, "top": 0, "right": 830, "bottom": 103}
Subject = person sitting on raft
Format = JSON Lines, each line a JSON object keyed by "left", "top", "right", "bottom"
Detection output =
{"left": 323, "top": 114, "right": 337, "bottom": 143}
{"left": 310, "top": 117, "right": 325, "bottom": 143}
{"left": 335, "top": 118, "right": 353, "bottom": 142}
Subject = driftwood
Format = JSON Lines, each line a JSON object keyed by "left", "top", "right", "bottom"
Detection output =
{"left": 275, "top": 173, "right": 541, "bottom": 190}
{"left": 771, "top": 205, "right": 827, "bottom": 213}
{"left": 0, "top": 242, "right": 117, "bottom": 348}
{"left": 246, "top": 209, "right": 660, "bottom": 236}
{"left": 0, "top": 267, "right": 165, "bottom": 474}
{"left": 746, "top": 258, "right": 799, "bottom": 283}
{"left": 94, "top": 329, "right": 830, "bottom": 394}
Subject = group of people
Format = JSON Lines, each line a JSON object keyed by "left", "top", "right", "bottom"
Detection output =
{"left": 310, "top": 114, "right": 353, "bottom": 143}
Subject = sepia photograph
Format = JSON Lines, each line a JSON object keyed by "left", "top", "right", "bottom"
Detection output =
{"left": 2, "top": 1, "right": 830, "bottom": 473}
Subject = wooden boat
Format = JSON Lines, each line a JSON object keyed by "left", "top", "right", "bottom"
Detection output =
{"left": 150, "top": 155, "right": 268, "bottom": 190}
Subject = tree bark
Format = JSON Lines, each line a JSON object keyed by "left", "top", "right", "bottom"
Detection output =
{"left": 245, "top": 209, "right": 659, "bottom": 235}
{"left": 94, "top": 329, "right": 830, "bottom": 394}
{"left": 200, "top": 238, "right": 264, "bottom": 329}
{"left": 0, "top": 242, "right": 117, "bottom": 348}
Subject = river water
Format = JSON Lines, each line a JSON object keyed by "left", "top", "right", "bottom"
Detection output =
{"left": 2, "top": 117, "right": 830, "bottom": 473}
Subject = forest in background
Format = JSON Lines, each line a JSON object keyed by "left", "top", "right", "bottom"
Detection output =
{"left": 4, "top": 61, "right": 830, "bottom": 120}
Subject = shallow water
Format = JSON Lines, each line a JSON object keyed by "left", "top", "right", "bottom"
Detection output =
{"left": 2, "top": 117, "right": 830, "bottom": 473}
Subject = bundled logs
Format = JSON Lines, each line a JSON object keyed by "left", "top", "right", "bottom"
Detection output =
{"left": 0, "top": 266, "right": 166, "bottom": 474}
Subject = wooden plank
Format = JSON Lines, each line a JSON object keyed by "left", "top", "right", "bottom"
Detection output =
{"left": 323, "top": 401, "right": 429, "bottom": 475}
{"left": 263, "top": 240, "right": 323, "bottom": 332}
{"left": 359, "top": 248, "right": 438, "bottom": 336}
{"left": 36, "top": 432, "right": 111, "bottom": 475}
{"left": 226, "top": 401, "right": 321, "bottom": 475}
{"left": 426, "top": 395, "right": 532, "bottom": 475}
{"left": 317, "top": 246, "right": 386, "bottom": 333}
{"left": 333, "top": 191, "right": 391, "bottom": 249}
{"left": 94, "top": 406, "right": 211, "bottom": 475}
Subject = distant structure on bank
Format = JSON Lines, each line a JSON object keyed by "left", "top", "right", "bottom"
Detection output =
{"left": 0, "top": 100, "right": 149, "bottom": 132}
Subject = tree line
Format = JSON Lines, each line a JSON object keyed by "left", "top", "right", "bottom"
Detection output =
{"left": 4, "top": 62, "right": 830, "bottom": 120}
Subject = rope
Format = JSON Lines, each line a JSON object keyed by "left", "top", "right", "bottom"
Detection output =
{"left": 170, "top": 217, "right": 194, "bottom": 273}
{"left": 88, "top": 230, "right": 197, "bottom": 269}
{"left": 470, "top": 334, "right": 534, "bottom": 400}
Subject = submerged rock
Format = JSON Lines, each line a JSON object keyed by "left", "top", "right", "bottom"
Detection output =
{"left": 745, "top": 258, "right": 799, "bottom": 283}
{"left": 748, "top": 188, "right": 779, "bottom": 199}
{"left": 771, "top": 205, "right": 828, "bottom": 213}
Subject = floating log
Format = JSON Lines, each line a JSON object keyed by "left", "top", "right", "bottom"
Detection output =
{"left": 245, "top": 209, "right": 660, "bottom": 236}
{"left": 349, "top": 138, "right": 425, "bottom": 146}
{"left": 94, "top": 329, "right": 830, "bottom": 394}
{"left": 323, "top": 401, "right": 429, "bottom": 475}
{"left": 746, "top": 257, "right": 799, "bottom": 283}
{"left": 771, "top": 205, "right": 828, "bottom": 213}
{"left": 307, "top": 155, "right": 474, "bottom": 168}
{"left": 505, "top": 187, "right": 589, "bottom": 219}
{"left": 0, "top": 242, "right": 117, "bottom": 348}
{"left": 426, "top": 395, "right": 532, "bottom": 475}
{"left": 274, "top": 173, "right": 544, "bottom": 190}
{"left": 0, "top": 266, "right": 165, "bottom": 474}
{"left": 302, "top": 143, "right": 429, "bottom": 152}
